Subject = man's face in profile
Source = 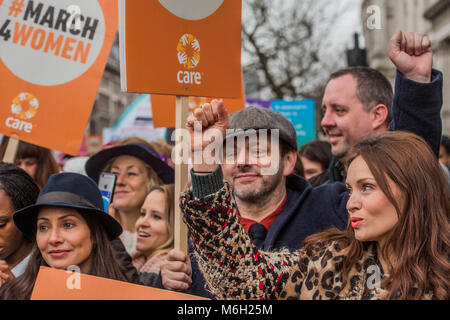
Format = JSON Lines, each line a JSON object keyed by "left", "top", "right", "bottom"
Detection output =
{"left": 321, "top": 74, "right": 375, "bottom": 160}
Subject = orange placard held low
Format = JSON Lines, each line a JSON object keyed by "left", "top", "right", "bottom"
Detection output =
{"left": 30, "top": 267, "right": 207, "bottom": 300}
{"left": 119, "top": 0, "right": 242, "bottom": 99}
{"left": 0, "top": 0, "right": 118, "bottom": 155}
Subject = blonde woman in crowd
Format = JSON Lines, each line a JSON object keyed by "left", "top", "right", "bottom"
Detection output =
{"left": 131, "top": 184, "right": 174, "bottom": 286}
{"left": 85, "top": 139, "right": 173, "bottom": 254}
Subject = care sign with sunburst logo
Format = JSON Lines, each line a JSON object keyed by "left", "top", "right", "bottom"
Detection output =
{"left": 119, "top": 0, "right": 242, "bottom": 98}
{"left": 0, "top": 0, "right": 118, "bottom": 155}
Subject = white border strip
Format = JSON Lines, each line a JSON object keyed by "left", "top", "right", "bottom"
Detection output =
{"left": 118, "top": 0, "right": 127, "bottom": 92}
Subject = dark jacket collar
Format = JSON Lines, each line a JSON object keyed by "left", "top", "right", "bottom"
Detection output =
{"left": 263, "top": 174, "right": 312, "bottom": 250}
{"left": 328, "top": 157, "right": 346, "bottom": 183}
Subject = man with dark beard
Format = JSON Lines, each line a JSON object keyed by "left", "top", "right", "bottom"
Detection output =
{"left": 158, "top": 106, "right": 347, "bottom": 297}
{"left": 213, "top": 107, "right": 320, "bottom": 247}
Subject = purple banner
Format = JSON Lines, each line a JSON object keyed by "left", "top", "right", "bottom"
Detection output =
{"left": 245, "top": 98, "right": 271, "bottom": 109}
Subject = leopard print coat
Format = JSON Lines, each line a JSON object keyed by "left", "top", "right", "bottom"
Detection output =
{"left": 181, "top": 183, "right": 433, "bottom": 300}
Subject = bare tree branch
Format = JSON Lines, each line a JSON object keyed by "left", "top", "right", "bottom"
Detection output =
{"left": 242, "top": 0, "right": 349, "bottom": 101}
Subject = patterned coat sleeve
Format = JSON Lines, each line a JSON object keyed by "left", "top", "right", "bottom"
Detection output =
{"left": 181, "top": 182, "right": 309, "bottom": 300}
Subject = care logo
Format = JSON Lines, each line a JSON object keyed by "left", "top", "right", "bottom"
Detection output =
{"left": 5, "top": 92, "right": 38, "bottom": 133}
{"left": 177, "top": 34, "right": 200, "bottom": 69}
{"left": 12, "top": 92, "right": 38, "bottom": 120}
{"left": 177, "top": 33, "right": 202, "bottom": 85}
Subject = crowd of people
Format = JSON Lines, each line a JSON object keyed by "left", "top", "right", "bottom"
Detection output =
{"left": 0, "top": 30, "right": 448, "bottom": 300}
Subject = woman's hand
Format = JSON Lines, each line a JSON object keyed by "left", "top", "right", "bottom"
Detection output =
{"left": 0, "top": 260, "right": 15, "bottom": 287}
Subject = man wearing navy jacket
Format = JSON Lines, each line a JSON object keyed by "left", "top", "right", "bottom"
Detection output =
{"left": 157, "top": 30, "right": 443, "bottom": 298}
{"left": 311, "top": 30, "right": 442, "bottom": 186}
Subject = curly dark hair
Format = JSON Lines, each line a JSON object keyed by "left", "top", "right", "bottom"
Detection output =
{"left": 0, "top": 162, "right": 40, "bottom": 211}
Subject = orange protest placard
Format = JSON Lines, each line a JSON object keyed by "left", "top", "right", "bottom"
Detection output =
{"left": 152, "top": 95, "right": 244, "bottom": 128}
{"left": 0, "top": 0, "right": 118, "bottom": 155}
{"left": 30, "top": 266, "right": 207, "bottom": 300}
{"left": 152, "top": 72, "right": 246, "bottom": 128}
{"left": 119, "top": 0, "right": 242, "bottom": 99}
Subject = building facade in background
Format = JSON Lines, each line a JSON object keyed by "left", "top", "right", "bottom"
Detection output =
{"left": 424, "top": 0, "right": 450, "bottom": 135}
{"left": 362, "top": 0, "right": 450, "bottom": 134}
{"left": 87, "top": 35, "right": 139, "bottom": 136}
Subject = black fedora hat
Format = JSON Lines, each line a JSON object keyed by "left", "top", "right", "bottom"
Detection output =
{"left": 85, "top": 143, "right": 174, "bottom": 184}
{"left": 13, "top": 172, "right": 123, "bottom": 241}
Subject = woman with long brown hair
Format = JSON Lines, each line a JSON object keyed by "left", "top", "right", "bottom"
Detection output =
{"left": 0, "top": 138, "right": 60, "bottom": 189}
{"left": 181, "top": 131, "right": 449, "bottom": 299}
{"left": 0, "top": 172, "right": 130, "bottom": 300}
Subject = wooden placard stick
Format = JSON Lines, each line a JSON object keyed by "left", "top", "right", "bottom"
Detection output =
{"left": 2, "top": 137, "right": 19, "bottom": 164}
{"left": 174, "top": 96, "right": 189, "bottom": 253}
